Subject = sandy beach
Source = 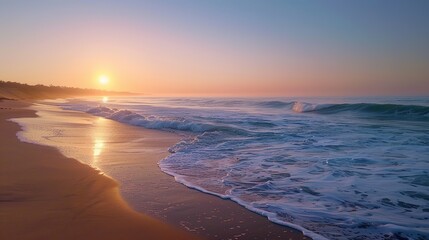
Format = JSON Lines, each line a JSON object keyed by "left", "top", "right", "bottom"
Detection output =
{"left": 0, "top": 99, "right": 310, "bottom": 240}
{"left": 0, "top": 100, "right": 198, "bottom": 240}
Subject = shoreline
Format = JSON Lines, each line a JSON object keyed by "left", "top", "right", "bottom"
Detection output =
{"left": 1, "top": 100, "right": 310, "bottom": 240}
{"left": 0, "top": 100, "right": 198, "bottom": 240}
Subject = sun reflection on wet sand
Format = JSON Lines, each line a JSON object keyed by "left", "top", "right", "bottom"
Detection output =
{"left": 93, "top": 139, "right": 104, "bottom": 157}
{"left": 92, "top": 117, "right": 107, "bottom": 166}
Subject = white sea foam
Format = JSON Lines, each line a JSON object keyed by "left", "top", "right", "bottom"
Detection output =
{"left": 8, "top": 118, "right": 32, "bottom": 143}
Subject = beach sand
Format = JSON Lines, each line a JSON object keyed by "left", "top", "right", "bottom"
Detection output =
{"left": 0, "top": 100, "right": 310, "bottom": 240}
{"left": 0, "top": 100, "right": 198, "bottom": 240}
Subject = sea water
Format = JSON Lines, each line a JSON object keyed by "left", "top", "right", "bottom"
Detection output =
{"left": 58, "top": 96, "right": 429, "bottom": 240}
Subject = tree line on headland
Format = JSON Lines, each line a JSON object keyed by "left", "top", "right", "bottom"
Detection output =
{"left": 0, "top": 81, "right": 135, "bottom": 100}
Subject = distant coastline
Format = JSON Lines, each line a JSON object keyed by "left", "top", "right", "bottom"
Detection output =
{"left": 0, "top": 81, "right": 136, "bottom": 100}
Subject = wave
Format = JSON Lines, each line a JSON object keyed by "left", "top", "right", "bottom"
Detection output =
{"left": 87, "top": 106, "right": 215, "bottom": 132}
{"left": 86, "top": 106, "right": 250, "bottom": 134}
{"left": 292, "top": 102, "right": 429, "bottom": 119}
{"left": 82, "top": 102, "right": 428, "bottom": 135}
{"left": 256, "top": 100, "right": 294, "bottom": 108}
{"left": 217, "top": 99, "right": 429, "bottom": 119}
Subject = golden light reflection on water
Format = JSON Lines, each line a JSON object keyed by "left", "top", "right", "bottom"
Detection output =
{"left": 102, "top": 96, "right": 109, "bottom": 103}
{"left": 93, "top": 139, "right": 104, "bottom": 157}
{"left": 91, "top": 117, "right": 107, "bottom": 167}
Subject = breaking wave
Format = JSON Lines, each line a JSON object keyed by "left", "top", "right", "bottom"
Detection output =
{"left": 86, "top": 106, "right": 249, "bottom": 134}
{"left": 293, "top": 102, "right": 429, "bottom": 117}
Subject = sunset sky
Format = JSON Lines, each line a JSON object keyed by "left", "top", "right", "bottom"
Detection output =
{"left": 1, "top": 0, "right": 428, "bottom": 96}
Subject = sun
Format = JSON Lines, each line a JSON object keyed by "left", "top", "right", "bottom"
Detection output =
{"left": 99, "top": 75, "right": 109, "bottom": 85}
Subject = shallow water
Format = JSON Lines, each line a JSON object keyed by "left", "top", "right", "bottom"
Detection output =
{"left": 53, "top": 96, "right": 429, "bottom": 239}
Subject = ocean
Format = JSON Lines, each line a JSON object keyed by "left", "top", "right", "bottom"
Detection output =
{"left": 28, "top": 96, "right": 429, "bottom": 239}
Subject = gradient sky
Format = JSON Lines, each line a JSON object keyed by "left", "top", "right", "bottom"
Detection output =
{"left": 1, "top": 0, "right": 428, "bottom": 96}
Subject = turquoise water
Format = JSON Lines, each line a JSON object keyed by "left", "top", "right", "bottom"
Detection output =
{"left": 60, "top": 96, "right": 429, "bottom": 240}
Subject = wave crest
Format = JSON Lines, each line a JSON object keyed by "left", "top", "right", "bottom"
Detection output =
{"left": 292, "top": 102, "right": 429, "bottom": 119}
{"left": 85, "top": 106, "right": 251, "bottom": 134}
{"left": 86, "top": 106, "right": 214, "bottom": 132}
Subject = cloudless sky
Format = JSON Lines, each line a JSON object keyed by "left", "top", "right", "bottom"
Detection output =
{"left": 1, "top": 0, "right": 428, "bottom": 96}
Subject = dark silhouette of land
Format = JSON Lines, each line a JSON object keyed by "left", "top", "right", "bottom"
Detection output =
{"left": 0, "top": 81, "right": 135, "bottom": 100}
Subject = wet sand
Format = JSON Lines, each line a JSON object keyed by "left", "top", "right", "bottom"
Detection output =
{"left": 1, "top": 100, "right": 310, "bottom": 240}
{"left": 0, "top": 100, "right": 198, "bottom": 240}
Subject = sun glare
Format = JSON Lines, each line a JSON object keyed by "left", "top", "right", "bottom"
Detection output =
{"left": 99, "top": 75, "right": 109, "bottom": 85}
